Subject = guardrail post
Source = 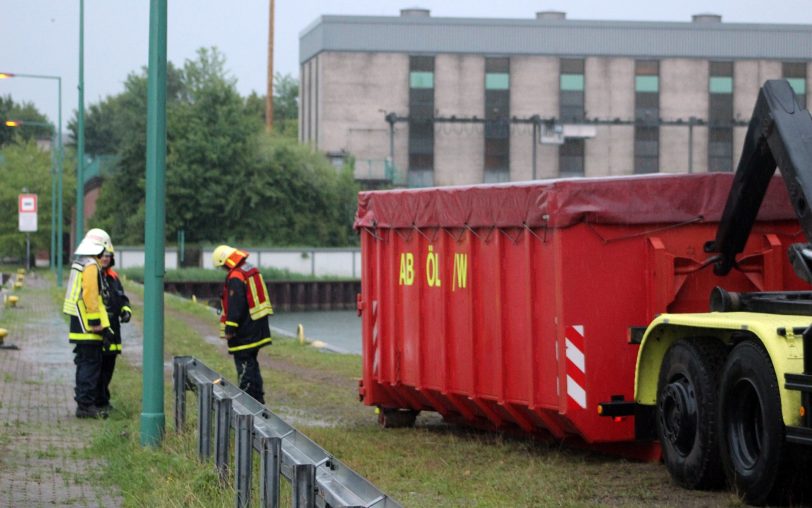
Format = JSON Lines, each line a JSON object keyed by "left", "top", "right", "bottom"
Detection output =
{"left": 234, "top": 412, "right": 254, "bottom": 508}
{"left": 173, "top": 357, "right": 188, "bottom": 431}
{"left": 292, "top": 463, "right": 316, "bottom": 508}
{"left": 214, "top": 392, "right": 233, "bottom": 482}
{"left": 259, "top": 435, "right": 281, "bottom": 508}
{"left": 197, "top": 381, "right": 213, "bottom": 460}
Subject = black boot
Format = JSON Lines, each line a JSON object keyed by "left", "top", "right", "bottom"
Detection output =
{"left": 76, "top": 405, "right": 108, "bottom": 419}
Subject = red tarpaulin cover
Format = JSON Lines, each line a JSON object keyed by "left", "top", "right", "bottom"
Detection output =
{"left": 354, "top": 173, "right": 796, "bottom": 229}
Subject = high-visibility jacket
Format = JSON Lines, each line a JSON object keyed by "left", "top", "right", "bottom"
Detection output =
{"left": 220, "top": 261, "right": 273, "bottom": 353}
{"left": 63, "top": 256, "right": 111, "bottom": 343}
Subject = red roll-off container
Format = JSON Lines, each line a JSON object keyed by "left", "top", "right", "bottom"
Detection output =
{"left": 354, "top": 173, "right": 803, "bottom": 455}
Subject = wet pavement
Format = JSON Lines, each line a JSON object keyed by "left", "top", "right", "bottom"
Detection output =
{"left": 0, "top": 273, "right": 123, "bottom": 507}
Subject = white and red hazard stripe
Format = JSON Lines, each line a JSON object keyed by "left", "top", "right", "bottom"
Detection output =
{"left": 565, "top": 325, "right": 587, "bottom": 409}
{"left": 372, "top": 300, "right": 380, "bottom": 376}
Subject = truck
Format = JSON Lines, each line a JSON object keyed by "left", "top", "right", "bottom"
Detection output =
{"left": 353, "top": 80, "right": 812, "bottom": 504}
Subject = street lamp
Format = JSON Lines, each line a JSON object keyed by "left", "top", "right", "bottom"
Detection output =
{"left": 0, "top": 72, "right": 65, "bottom": 286}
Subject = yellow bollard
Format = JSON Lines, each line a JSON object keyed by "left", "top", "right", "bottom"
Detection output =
{"left": 297, "top": 324, "right": 305, "bottom": 345}
{"left": 6, "top": 295, "right": 19, "bottom": 308}
{"left": 14, "top": 282, "right": 22, "bottom": 290}
{"left": 16, "top": 268, "right": 25, "bottom": 275}
{"left": 16, "top": 273, "right": 24, "bottom": 282}
{"left": 0, "top": 327, "right": 17, "bottom": 350}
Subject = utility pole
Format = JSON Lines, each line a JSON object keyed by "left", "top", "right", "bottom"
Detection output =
{"left": 265, "top": 0, "right": 274, "bottom": 132}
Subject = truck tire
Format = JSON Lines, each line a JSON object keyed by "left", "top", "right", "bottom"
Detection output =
{"left": 718, "top": 341, "right": 785, "bottom": 505}
{"left": 656, "top": 339, "right": 726, "bottom": 489}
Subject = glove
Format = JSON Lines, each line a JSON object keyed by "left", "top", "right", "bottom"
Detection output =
{"left": 102, "top": 328, "right": 115, "bottom": 353}
{"left": 120, "top": 309, "right": 132, "bottom": 323}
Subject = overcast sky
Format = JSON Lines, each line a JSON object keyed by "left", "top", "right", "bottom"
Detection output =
{"left": 2, "top": 0, "right": 811, "bottom": 131}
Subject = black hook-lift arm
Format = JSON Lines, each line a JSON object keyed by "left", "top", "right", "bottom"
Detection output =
{"left": 705, "top": 79, "right": 812, "bottom": 283}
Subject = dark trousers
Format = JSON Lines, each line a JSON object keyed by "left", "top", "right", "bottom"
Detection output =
{"left": 74, "top": 344, "right": 102, "bottom": 408}
{"left": 233, "top": 349, "right": 265, "bottom": 404}
{"left": 97, "top": 354, "right": 117, "bottom": 407}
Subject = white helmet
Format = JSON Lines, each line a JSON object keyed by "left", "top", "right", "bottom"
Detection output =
{"left": 74, "top": 228, "right": 112, "bottom": 256}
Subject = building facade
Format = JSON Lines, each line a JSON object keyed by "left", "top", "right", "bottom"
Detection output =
{"left": 299, "top": 10, "right": 812, "bottom": 187}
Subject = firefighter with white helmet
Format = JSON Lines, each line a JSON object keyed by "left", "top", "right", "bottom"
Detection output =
{"left": 63, "top": 228, "right": 115, "bottom": 418}
{"left": 212, "top": 244, "right": 273, "bottom": 403}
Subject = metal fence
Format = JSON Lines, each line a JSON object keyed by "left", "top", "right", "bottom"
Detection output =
{"left": 173, "top": 356, "right": 401, "bottom": 508}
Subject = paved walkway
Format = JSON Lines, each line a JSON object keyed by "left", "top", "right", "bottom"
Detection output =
{"left": 0, "top": 273, "right": 122, "bottom": 507}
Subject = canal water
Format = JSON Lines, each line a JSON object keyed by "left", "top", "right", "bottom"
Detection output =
{"left": 270, "top": 310, "right": 361, "bottom": 354}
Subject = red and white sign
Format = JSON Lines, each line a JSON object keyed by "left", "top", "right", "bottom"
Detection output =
{"left": 18, "top": 193, "right": 37, "bottom": 232}
{"left": 19, "top": 194, "right": 37, "bottom": 212}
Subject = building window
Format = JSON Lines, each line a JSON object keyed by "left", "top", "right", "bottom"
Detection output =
{"left": 559, "top": 58, "right": 585, "bottom": 123}
{"left": 484, "top": 57, "right": 510, "bottom": 183}
{"left": 634, "top": 60, "right": 659, "bottom": 174}
{"left": 708, "top": 61, "right": 733, "bottom": 172}
{"left": 559, "top": 58, "right": 585, "bottom": 176}
{"left": 783, "top": 62, "right": 807, "bottom": 109}
{"left": 559, "top": 138, "right": 584, "bottom": 177}
{"left": 408, "top": 56, "right": 435, "bottom": 187}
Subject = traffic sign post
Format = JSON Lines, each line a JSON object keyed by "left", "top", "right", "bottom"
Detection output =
{"left": 18, "top": 194, "right": 37, "bottom": 271}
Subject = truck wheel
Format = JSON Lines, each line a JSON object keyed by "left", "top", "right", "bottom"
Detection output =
{"left": 378, "top": 408, "right": 419, "bottom": 428}
{"left": 656, "top": 339, "right": 726, "bottom": 489}
{"left": 718, "top": 341, "right": 784, "bottom": 505}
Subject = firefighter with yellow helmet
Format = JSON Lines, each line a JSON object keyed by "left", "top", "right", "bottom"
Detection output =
{"left": 212, "top": 245, "right": 273, "bottom": 403}
{"left": 63, "top": 228, "right": 115, "bottom": 418}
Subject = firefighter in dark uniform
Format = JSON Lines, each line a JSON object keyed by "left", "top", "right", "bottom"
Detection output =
{"left": 63, "top": 228, "right": 114, "bottom": 418}
{"left": 212, "top": 245, "right": 273, "bottom": 403}
{"left": 97, "top": 245, "right": 132, "bottom": 411}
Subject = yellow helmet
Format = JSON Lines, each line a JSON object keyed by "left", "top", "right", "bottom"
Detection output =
{"left": 212, "top": 245, "right": 235, "bottom": 268}
{"left": 212, "top": 245, "right": 249, "bottom": 268}
{"left": 211, "top": 245, "right": 248, "bottom": 268}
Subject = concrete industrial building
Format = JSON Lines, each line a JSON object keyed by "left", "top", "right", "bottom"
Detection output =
{"left": 299, "top": 9, "right": 812, "bottom": 187}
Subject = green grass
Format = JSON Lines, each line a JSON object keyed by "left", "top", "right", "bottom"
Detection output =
{"left": 39, "top": 277, "right": 743, "bottom": 507}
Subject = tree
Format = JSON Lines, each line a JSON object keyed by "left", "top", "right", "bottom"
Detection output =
{"left": 0, "top": 96, "right": 51, "bottom": 148}
{"left": 245, "top": 73, "right": 299, "bottom": 138}
{"left": 0, "top": 139, "right": 75, "bottom": 261}
{"left": 88, "top": 47, "right": 358, "bottom": 248}
{"left": 92, "top": 48, "right": 262, "bottom": 243}
{"left": 68, "top": 63, "right": 184, "bottom": 156}
{"left": 273, "top": 73, "right": 299, "bottom": 137}
{"left": 247, "top": 135, "right": 358, "bottom": 246}
{"left": 164, "top": 47, "right": 262, "bottom": 242}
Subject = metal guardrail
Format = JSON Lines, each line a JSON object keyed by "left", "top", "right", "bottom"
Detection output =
{"left": 173, "top": 356, "right": 401, "bottom": 508}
